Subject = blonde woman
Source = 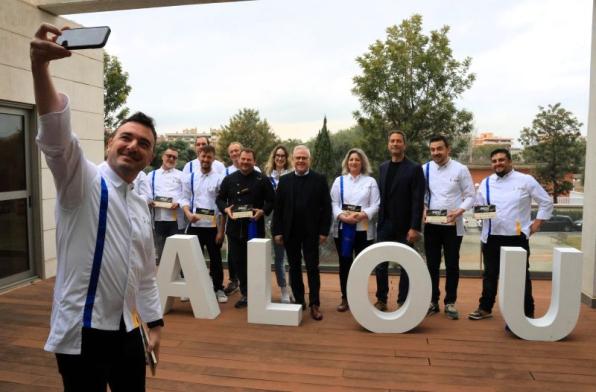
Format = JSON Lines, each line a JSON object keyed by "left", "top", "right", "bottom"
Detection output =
{"left": 265, "top": 145, "right": 293, "bottom": 303}
{"left": 330, "top": 148, "right": 380, "bottom": 312}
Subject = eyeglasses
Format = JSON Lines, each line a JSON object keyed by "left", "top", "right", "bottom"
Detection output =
{"left": 165, "top": 154, "right": 178, "bottom": 160}
{"left": 275, "top": 154, "right": 286, "bottom": 158}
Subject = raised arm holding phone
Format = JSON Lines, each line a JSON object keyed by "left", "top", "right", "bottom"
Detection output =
{"left": 32, "top": 23, "right": 163, "bottom": 391}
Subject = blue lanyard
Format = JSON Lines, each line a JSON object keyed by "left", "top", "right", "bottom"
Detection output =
{"left": 151, "top": 170, "right": 156, "bottom": 200}
{"left": 225, "top": 167, "right": 229, "bottom": 176}
{"left": 486, "top": 177, "right": 492, "bottom": 235}
{"left": 425, "top": 162, "right": 431, "bottom": 207}
{"left": 340, "top": 175, "right": 345, "bottom": 206}
{"left": 83, "top": 176, "right": 109, "bottom": 328}
{"left": 270, "top": 176, "right": 277, "bottom": 189}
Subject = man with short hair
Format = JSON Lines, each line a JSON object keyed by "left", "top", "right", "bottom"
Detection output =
{"left": 273, "top": 145, "right": 332, "bottom": 321}
{"left": 374, "top": 131, "right": 425, "bottom": 311}
{"left": 423, "top": 135, "right": 475, "bottom": 320}
{"left": 183, "top": 135, "right": 225, "bottom": 176}
{"left": 216, "top": 148, "right": 275, "bottom": 308}
{"left": 181, "top": 145, "right": 227, "bottom": 303}
{"left": 469, "top": 148, "right": 553, "bottom": 321}
{"left": 224, "top": 141, "right": 261, "bottom": 176}
{"left": 31, "top": 23, "right": 163, "bottom": 391}
{"left": 147, "top": 147, "right": 184, "bottom": 264}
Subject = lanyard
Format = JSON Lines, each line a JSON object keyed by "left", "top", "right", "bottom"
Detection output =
{"left": 225, "top": 167, "right": 229, "bottom": 176}
{"left": 83, "top": 176, "right": 109, "bottom": 328}
{"left": 270, "top": 176, "right": 277, "bottom": 189}
{"left": 340, "top": 175, "right": 345, "bottom": 206}
{"left": 425, "top": 162, "right": 431, "bottom": 207}
{"left": 486, "top": 177, "right": 492, "bottom": 235}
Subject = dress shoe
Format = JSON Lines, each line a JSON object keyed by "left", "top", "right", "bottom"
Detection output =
{"left": 310, "top": 305, "right": 323, "bottom": 321}
{"left": 336, "top": 299, "right": 349, "bottom": 312}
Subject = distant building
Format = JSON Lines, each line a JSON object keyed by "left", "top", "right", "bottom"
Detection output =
{"left": 161, "top": 127, "right": 220, "bottom": 148}
{"left": 474, "top": 132, "right": 514, "bottom": 148}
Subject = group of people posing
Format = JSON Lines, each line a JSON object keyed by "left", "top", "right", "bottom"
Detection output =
{"left": 32, "top": 23, "right": 553, "bottom": 391}
{"left": 139, "top": 128, "right": 554, "bottom": 324}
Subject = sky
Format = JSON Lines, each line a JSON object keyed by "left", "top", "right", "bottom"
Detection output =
{"left": 66, "top": 0, "right": 593, "bottom": 143}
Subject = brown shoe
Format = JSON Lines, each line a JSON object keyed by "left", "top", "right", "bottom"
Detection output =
{"left": 374, "top": 300, "right": 387, "bottom": 311}
{"left": 337, "top": 299, "right": 349, "bottom": 312}
{"left": 310, "top": 305, "right": 323, "bottom": 321}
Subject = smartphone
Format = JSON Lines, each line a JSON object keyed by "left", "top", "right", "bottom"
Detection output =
{"left": 56, "top": 26, "right": 111, "bottom": 50}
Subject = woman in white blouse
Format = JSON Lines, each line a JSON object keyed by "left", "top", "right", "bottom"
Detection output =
{"left": 264, "top": 145, "right": 293, "bottom": 303}
{"left": 330, "top": 148, "right": 380, "bottom": 312}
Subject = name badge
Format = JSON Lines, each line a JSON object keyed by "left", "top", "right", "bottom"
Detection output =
{"left": 425, "top": 209, "right": 449, "bottom": 224}
{"left": 153, "top": 196, "right": 173, "bottom": 209}
{"left": 232, "top": 204, "right": 254, "bottom": 219}
{"left": 474, "top": 205, "right": 496, "bottom": 219}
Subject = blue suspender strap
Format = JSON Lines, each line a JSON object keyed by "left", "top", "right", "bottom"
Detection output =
{"left": 340, "top": 175, "right": 344, "bottom": 205}
{"left": 151, "top": 170, "right": 156, "bottom": 200}
{"left": 189, "top": 161, "right": 193, "bottom": 173}
{"left": 190, "top": 172, "right": 195, "bottom": 212}
{"left": 425, "top": 162, "right": 430, "bottom": 207}
{"left": 83, "top": 177, "right": 109, "bottom": 328}
{"left": 486, "top": 177, "right": 492, "bottom": 236}
{"left": 225, "top": 167, "right": 229, "bottom": 176}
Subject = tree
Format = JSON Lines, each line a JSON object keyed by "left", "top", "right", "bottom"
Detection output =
{"left": 519, "top": 103, "right": 585, "bottom": 203}
{"left": 216, "top": 109, "right": 280, "bottom": 167}
{"left": 352, "top": 14, "right": 475, "bottom": 166}
{"left": 104, "top": 52, "right": 131, "bottom": 132}
{"left": 311, "top": 117, "right": 335, "bottom": 184}
{"left": 148, "top": 139, "right": 196, "bottom": 172}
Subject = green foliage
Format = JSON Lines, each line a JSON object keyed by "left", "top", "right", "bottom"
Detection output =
{"left": 148, "top": 139, "right": 195, "bottom": 171}
{"left": 281, "top": 138, "right": 304, "bottom": 157}
{"left": 519, "top": 103, "right": 585, "bottom": 203}
{"left": 215, "top": 109, "right": 280, "bottom": 167}
{"left": 352, "top": 14, "right": 475, "bottom": 165}
{"left": 312, "top": 117, "right": 335, "bottom": 184}
{"left": 104, "top": 53, "right": 131, "bottom": 131}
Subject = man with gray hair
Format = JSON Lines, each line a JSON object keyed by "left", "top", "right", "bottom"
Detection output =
{"left": 273, "top": 145, "right": 332, "bottom": 320}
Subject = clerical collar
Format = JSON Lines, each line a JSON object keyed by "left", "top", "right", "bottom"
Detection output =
{"left": 295, "top": 170, "right": 310, "bottom": 177}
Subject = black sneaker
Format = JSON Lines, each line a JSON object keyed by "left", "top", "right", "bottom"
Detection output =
{"left": 224, "top": 280, "right": 239, "bottom": 295}
{"left": 427, "top": 302, "right": 440, "bottom": 316}
{"left": 234, "top": 296, "right": 248, "bottom": 309}
{"left": 468, "top": 308, "right": 492, "bottom": 320}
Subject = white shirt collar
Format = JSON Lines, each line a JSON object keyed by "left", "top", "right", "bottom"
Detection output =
{"left": 100, "top": 162, "right": 131, "bottom": 191}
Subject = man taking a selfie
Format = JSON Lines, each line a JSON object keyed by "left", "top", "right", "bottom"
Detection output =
{"left": 31, "top": 23, "right": 163, "bottom": 391}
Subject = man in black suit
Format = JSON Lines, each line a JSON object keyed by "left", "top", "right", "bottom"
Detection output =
{"left": 273, "top": 145, "right": 332, "bottom": 321}
{"left": 374, "top": 131, "right": 425, "bottom": 311}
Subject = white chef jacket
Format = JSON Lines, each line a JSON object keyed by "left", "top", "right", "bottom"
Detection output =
{"left": 37, "top": 95, "right": 162, "bottom": 355}
{"left": 423, "top": 158, "right": 475, "bottom": 236}
{"left": 330, "top": 174, "right": 380, "bottom": 240}
{"left": 132, "top": 170, "right": 151, "bottom": 204}
{"left": 476, "top": 169, "right": 553, "bottom": 243}
{"left": 180, "top": 169, "right": 224, "bottom": 228}
{"left": 146, "top": 167, "right": 183, "bottom": 222}
{"left": 183, "top": 158, "right": 225, "bottom": 176}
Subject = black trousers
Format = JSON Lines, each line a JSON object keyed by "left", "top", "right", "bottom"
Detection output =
{"left": 188, "top": 227, "right": 224, "bottom": 291}
{"left": 226, "top": 234, "right": 238, "bottom": 283}
{"left": 285, "top": 234, "right": 321, "bottom": 307}
{"left": 154, "top": 220, "right": 179, "bottom": 265}
{"left": 334, "top": 230, "right": 373, "bottom": 299}
{"left": 55, "top": 319, "right": 145, "bottom": 392}
{"left": 375, "top": 223, "right": 409, "bottom": 304}
{"left": 424, "top": 224, "right": 463, "bottom": 305}
{"left": 227, "top": 235, "right": 248, "bottom": 296}
{"left": 479, "top": 234, "right": 534, "bottom": 316}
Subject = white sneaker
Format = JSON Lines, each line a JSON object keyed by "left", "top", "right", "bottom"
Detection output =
{"left": 280, "top": 286, "right": 291, "bottom": 304}
{"left": 180, "top": 297, "right": 189, "bottom": 302}
{"left": 216, "top": 289, "right": 228, "bottom": 303}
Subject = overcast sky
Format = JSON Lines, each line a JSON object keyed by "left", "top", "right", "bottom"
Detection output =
{"left": 66, "top": 0, "right": 592, "bottom": 142}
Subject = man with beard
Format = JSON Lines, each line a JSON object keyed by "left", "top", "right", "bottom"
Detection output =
{"left": 183, "top": 135, "right": 225, "bottom": 176}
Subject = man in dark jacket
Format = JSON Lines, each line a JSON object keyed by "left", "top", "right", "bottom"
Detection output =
{"left": 375, "top": 131, "right": 425, "bottom": 310}
{"left": 273, "top": 145, "right": 332, "bottom": 320}
{"left": 216, "top": 148, "right": 275, "bottom": 309}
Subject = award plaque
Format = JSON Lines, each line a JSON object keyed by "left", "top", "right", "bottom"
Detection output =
{"left": 232, "top": 204, "right": 254, "bottom": 219}
{"left": 153, "top": 196, "right": 173, "bottom": 209}
{"left": 425, "top": 209, "right": 449, "bottom": 224}
{"left": 474, "top": 205, "right": 497, "bottom": 219}
{"left": 195, "top": 208, "right": 216, "bottom": 223}
{"left": 342, "top": 204, "right": 362, "bottom": 213}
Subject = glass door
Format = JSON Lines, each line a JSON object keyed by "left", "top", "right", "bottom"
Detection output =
{"left": 0, "top": 107, "right": 34, "bottom": 287}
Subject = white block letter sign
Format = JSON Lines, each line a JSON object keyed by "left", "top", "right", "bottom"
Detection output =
{"left": 347, "top": 242, "right": 431, "bottom": 333}
{"left": 247, "top": 239, "right": 302, "bottom": 326}
{"left": 156, "top": 234, "right": 220, "bottom": 319}
{"left": 499, "top": 246, "right": 582, "bottom": 341}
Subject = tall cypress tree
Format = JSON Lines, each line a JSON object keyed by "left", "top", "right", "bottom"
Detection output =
{"left": 312, "top": 116, "right": 335, "bottom": 184}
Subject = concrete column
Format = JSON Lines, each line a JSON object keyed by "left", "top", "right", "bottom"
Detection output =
{"left": 581, "top": 0, "right": 596, "bottom": 307}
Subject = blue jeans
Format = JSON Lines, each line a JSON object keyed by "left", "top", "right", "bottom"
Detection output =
{"left": 273, "top": 241, "right": 287, "bottom": 288}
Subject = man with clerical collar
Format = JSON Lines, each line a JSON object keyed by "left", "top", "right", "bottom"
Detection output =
{"left": 147, "top": 147, "right": 184, "bottom": 264}
{"left": 374, "top": 131, "right": 425, "bottom": 311}
{"left": 183, "top": 135, "right": 225, "bottom": 176}
{"left": 469, "top": 148, "right": 553, "bottom": 321}
{"left": 273, "top": 145, "right": 332, "bottom": 321}
{"left": 423, "top": 135, "right": 475, "bottom": 320}
{"left": 181, "top": 145, "right": 228, "bottom": 303}
{"left": 216, "top": 148, "right": 275, "bottom": 308}
{"left": 31, "top": 23, "right": 163, "bottom": 391}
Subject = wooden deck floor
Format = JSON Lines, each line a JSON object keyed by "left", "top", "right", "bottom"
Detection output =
{"left": 1, "top": 274, "right": 596, "bottom": 391}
